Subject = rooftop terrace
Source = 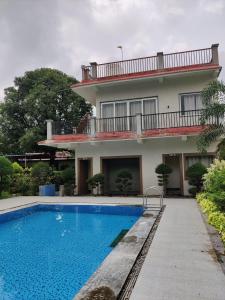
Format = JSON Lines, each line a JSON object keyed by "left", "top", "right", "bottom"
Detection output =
{"left": 80, "top": 44, "right": 220, "bottom": 83}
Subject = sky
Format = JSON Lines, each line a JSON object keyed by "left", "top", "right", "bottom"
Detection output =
{"left": 0, "top": 0, "right": 225, "bottom": 100}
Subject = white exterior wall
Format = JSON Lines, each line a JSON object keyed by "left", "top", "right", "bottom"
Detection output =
{"left": 75, "top": 137, "right": 216, "bottom": 196}
{"left": 73, "top": 70, "right": 217, "bottom": 196}
{"left": 95, "top": 73, "right": 213, "bottom": 117}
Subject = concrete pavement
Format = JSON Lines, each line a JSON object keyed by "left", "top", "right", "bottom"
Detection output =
{"left": 130, "top": 197, "right": 225, "bottom": 300}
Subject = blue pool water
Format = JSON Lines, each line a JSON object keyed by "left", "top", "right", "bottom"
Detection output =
{"left": 0, "top": 204, "right": 142, "bottom": 300}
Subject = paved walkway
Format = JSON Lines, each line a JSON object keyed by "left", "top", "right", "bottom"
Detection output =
{"left": 0, "top": 196, "right": 224, "bottom": 299}
{"left": 130, "top": 197, "right": 225, "bottom": 300}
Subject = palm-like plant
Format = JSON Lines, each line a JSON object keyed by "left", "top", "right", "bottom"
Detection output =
{"left": 197, "top": 80, "right": 225, "bottom": 153}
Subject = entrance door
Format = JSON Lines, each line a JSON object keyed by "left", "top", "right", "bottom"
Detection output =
{"left": 164, "top": 154, "right": 183, "bottom": 195}
{"left": 78, "top": 158, "right": 92, "bottom": 195}
{"left": 101, "top": 157, "right": 142, "bottom": 195}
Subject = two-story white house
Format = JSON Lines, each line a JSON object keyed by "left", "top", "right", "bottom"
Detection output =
{"left": 40, "top": 44, "right": 222, "bottom": 196}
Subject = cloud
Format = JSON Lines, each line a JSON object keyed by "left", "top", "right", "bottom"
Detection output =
{"left": 200, "top": 0, "right": 225, "bottom": 14}
{"left": 0, "top": 0, "right": 224, "bottom": 100}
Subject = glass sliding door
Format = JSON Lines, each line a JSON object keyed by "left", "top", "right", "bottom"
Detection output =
{"left": 101, "top": 103, "right": 114, "bottom": 132}
{"left": 100, "top": 97, "right": 158, "bottom": 132}
{"left": 115, "top": 102, "right": 127, "bottom": 131}
{"left": 129, "top": 100, "right": 142, "bottom": 130}
{"left": 143, "top": 99, "right": 157, "bottom": 129}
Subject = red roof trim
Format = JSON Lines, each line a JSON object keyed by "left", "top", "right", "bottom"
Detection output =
{"left": 39, "top": 126, "right": 205, "bottom": 145}
{"left": 72, "top": 64, "right": 220, "bottom": 89}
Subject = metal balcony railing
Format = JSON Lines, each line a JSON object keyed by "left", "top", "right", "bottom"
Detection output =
{"left": 52, "top": 109, "right": 219, "bottom": 136}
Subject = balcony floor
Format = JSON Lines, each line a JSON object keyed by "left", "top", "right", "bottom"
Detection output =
{"left": 40, "top": 126, "right": 204, "bottom": 146}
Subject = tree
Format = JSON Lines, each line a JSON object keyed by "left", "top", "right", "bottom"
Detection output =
{"left": 0, "top": 156, "right": 13, "bottom": 195}
{"left": 197, "top": 80, "right": 225, "bottom": 153}
{"left": 0, "top": 68, "right": 92, "bottom": 155}
{"left": 155, "top": 163, "right": 172, "bottom": 192}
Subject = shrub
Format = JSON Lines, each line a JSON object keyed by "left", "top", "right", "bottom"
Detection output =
{"left": 186, "top": 162, "right": 207, "bottom": 196}
{"left": 0, "top": 156, "right": 13, "bottom": 195}
{"left": 87, "top": 173, "right": 104, "bottom": 195}
{"left": 10, "top": 164, "right": 36, "bottom": 196}
{"left": 61, "top": 167, "right": 75, "bottom": 196}
{"left": 12, "top": 162, "right": 23, "bottom": 174}
{"left": 53, "top": 170, "right": 64, "bottom": 189}
{"left": 0, "top": 191, "right": 11, "bottom": 199}
{"left": 188, "top": 187, "right": 197, "bottom": 197}
{"left": 64, "top": 183, "right": 75, "bottom": 196}
{"left": 31, "top": 162, "right": 53, "bottom": 186}
{"left": 197, "top": 193, "right": 225, "bottom": 245}
{"left": 155, "top": 163, "right": 172, "bottom": 191}
{"left": 115, "top": 170, "right": 133, "bottom": 194}
{"left": 61, "top": 167, "right": 75, "bottom": 184}
{"left": 203, "top": 159, "right": 225, "bottom": 210}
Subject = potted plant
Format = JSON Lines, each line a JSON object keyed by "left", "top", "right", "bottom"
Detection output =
{"left": 186, "top": 162, "right": 207, "bottom": 196}
{"left": 155, "top": 163, "right": 172, "bottom": 194}
{"left": 31, "top": 162, "right": 55, "bottom": 196}
{"left": 115, "top": 170, "right": 133, "bottom": 195}
{"left": 87, "top": 173, "right": 104, "bottom": 195}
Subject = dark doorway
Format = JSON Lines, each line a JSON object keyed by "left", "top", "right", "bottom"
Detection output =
{"left": 164, "top": 154, "right": 183, "bottom": 195}
{"left": 101, "top": 157, "right": 142, "bottom": 195}
{"left": 78, "top": 158, "right": 92, "bottom": 195}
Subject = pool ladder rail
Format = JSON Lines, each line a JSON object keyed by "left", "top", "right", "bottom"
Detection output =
{"left": 143, "top": 186, "right": 164, "bottom": 211}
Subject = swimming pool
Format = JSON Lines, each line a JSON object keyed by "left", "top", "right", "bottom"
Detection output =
{"left": 0, "top": 204, "right": 143, "bottom": 300}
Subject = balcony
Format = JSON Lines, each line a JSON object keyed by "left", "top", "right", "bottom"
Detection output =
{"left": 46, "top": 109, "right": 219, "bottom": 144}
{"left": 80, "top": 44, "right": 219, "bottom": 82}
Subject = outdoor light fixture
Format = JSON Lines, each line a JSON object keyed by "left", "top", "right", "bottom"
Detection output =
{"left": 117, "top": 45, "right": 123, "bottom": 61}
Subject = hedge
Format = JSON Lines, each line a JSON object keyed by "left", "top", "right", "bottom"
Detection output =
{"left": 197, "top": 193, "right": 225, "bottom": 245}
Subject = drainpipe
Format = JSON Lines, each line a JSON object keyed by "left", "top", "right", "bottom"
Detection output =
{"left": 46, "top": 120, "right": 53, "bottom": 140}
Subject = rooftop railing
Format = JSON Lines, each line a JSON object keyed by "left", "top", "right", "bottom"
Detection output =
{"left": 81, "top": 44, "right": 219, "bottom": 81}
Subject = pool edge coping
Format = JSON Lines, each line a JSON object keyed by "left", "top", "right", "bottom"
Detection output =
{"left": 73, "top": 209, "right": 161, "bottom": 300}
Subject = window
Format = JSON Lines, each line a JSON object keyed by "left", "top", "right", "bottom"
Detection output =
{"left": 101, "top": 98, "right": 157, "bottom": 118}
{"left": 180, "top": 93, "right": 203, "bottom": 113}
{"left": 100, "top": 97, "right": 157, "bottom": 131}
{"left": 185, "top": 155, "right": 214, "bottom": 170}
{"left": 101, "top": 103, "right": 114, "bottom": 118}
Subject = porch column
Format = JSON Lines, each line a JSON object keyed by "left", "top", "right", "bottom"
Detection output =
{"left": 46, "top": 119, "right": 53, "bottom": 140}
{"left": 211, "top": 44, "right": 219, "bottom": 65}
{"left": 157, "top": 52, "right": 164, "bottom": 69}
{"left": 90, "top": 117, "right": 96, "bottom": 137}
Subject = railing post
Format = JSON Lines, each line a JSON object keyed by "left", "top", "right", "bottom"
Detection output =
{"left": 90, "top": 62, "right": 97, "bottom": 79}
{"left": 81, "top": 65, "right": 89, "bottom": 81}
{"left": 211, "top": 44, "right": 219, "bottom": 64}
{"left": 157, "top": 52, "right": 164, "bottom": 69}
{"left": 90, "top": 117, "right": 96, "bottom": 137}
{"left": 46, "top": 120, "right": 53, "bottom": 140}
{"left": 136, "top": 114, "right": 142, "bottom": 136}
